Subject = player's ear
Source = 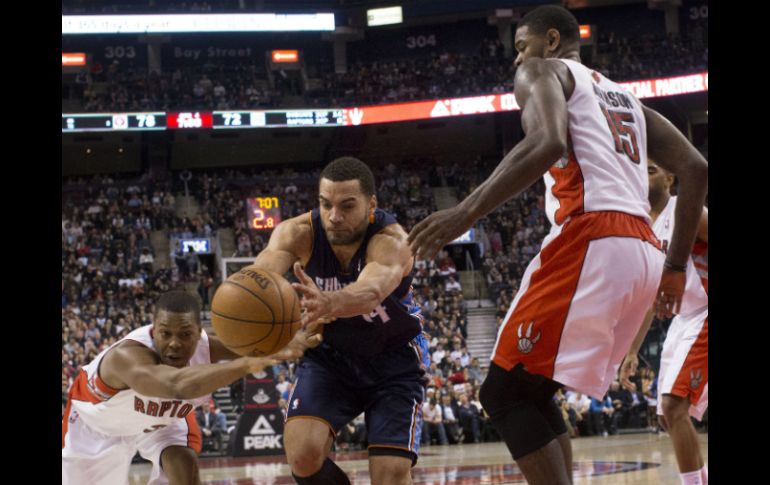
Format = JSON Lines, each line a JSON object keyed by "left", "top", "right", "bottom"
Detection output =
{"left": 546, "top": 28, "right": 561, "bottom": 53}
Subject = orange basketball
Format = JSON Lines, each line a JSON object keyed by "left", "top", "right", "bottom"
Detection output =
{"left": 210, "top": 265, "right": 301, "bottom": 357}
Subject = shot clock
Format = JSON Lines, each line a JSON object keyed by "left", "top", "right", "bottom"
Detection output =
{"left": 247, "top": 196, "right": 282, "bottom": 231}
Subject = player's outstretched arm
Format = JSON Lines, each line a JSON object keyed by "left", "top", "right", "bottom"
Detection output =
{"left": 408, "top": 58, "right": 568, "bottom": 259}
{"left": 619, "top": 308, "right": 656, "bottom": 390}
{"left": 252, "top": 213, "right": 325, "bottom": 348}
{"left": 292, "top": 224, "right": 412, "bottom": 324}
{"left": 102, "top": 343, "right": 301, "bottom": 400}
{"left": 252, "top": 213, "right": 313, "bottom": 275}
{"left": 643, "top": 106, "right": 708, "bottom": 317}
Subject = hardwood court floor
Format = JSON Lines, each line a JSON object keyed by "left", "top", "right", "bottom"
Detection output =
{"left": 129, "top": 433, "right": 707, "bottom": 484}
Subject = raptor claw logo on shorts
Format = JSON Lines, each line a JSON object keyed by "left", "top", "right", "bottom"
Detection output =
{"left": 689, "top": 369, "right": 703, "bottom": 390}
{"left": 517, "top": 321, "right": 541, "bottom": 354}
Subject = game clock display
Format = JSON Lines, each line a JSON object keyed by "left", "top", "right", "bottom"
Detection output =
{"left": 247, "top": 197, "right": 282, "bottom": 231}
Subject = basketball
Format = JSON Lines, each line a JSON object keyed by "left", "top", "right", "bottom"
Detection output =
{"left": 210, "top": 265, "right": 301, "bottom": 357}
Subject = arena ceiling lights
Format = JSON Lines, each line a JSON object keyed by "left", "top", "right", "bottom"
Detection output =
{"left": 61, "top": 13, "right": 336, "bottom": 34}
{"left": 366, "top": 6, "right": 403, "bottom": 27}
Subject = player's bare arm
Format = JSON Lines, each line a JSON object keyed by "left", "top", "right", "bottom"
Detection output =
{"left": 643, "top": 106, "right": 708, "bottom": 317}
{"left": 619, "top": 308, "right": 655, "bottom": 391}
{"left": 99, "top": 341, "right": 299, "bottom": 400}
{"left": 292, "top": 223, "right": 413, "bottom": 325}
{"left": 620, "top": 203, "right": 707, "bottom": 387}
{"left": 251, "top": 213, "right": 324, "bottom": 350}
{"left": 408, "top": 58, "right": 570, "bottom": 259}
{"left": 697, "top": 207, "right": 708, "bottom": 244}
{"left": 253, "top": 212, "right": 314, "bottom": 274}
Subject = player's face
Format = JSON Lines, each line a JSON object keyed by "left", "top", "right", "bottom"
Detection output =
{"left": 318, "top": 178, "right": 376, "bottom": 246}
{"left": 647, "top": 160, "right": 674, "bottom": 206}
{"left": 152, "top": 310, "right": 201, "bottom": 368}
{"left": 514, "top": 26, "right": 549, "bottom": 67}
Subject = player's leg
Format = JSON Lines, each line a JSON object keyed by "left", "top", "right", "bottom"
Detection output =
{"left": 285, "top": 355, "right": 360, "bottom": 484}
{"left": 657, "top": 315, "right": 708, "bottom": 484}
{"left": 479, "top": 363, "right": 571, "bottom": 485}
{"left": 135, "top": 412, "right": 202, "bottom": 485}
{"left": 62, "top": 413, "right": 134, "bottom": 485}
{"left": 662, "top": 395, "right": 704, "bottom": 475}
{"left": 366, "top": 332, "right": 430, "bottom": 485}
{"left": 369, "top": 455, "right": 413, "bottom": 485}
{"left": 488, "top": 222, "right": 662, "bottom": 485}
{"left": 284, "top": 419, "right": 339, "bottom": 480}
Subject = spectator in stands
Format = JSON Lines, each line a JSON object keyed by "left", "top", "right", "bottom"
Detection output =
{"left": 275, "top": 373, "right": 291, "bottom": 398}
{"left": 566, "top": 391, "right": 592, "bottom": 437}
{"left": 456, "top": 392, "right": 481, "bottom": 443}
{"left": 197, "top": 400, "right": 225, "bottom": 452}
{"left": 589, "top": 394, "right": 616, "bottom": 437}
{"left": 445, "top": 275, "right": 462, "bottom": 292}
{"left": 185, "top": 247, "right": 199, "bottom": 279}
{"left": 467, "top": 357, "right": 484, "bottom": 384}
{"left": 197, "top": 270, "right": 214, "bottom": 311}
{"left": 441, "top": 394, "right": 463, "bottom": 444}
{"left": 337, "top": 413, "right": 367, "bottom": 450}
{"left": 422, "top": 397, "right": 448, "bottom": 445}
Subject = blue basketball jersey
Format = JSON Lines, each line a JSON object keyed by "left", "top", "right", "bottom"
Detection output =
{"left": 304, "top": 208, "right": 423, "bottom": 355}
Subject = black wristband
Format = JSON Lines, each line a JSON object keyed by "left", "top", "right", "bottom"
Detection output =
{"left": 663, "top": 260, "right": 687, "bottom": 272}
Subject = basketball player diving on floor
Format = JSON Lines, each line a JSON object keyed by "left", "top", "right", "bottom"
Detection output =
{"left": 251, "top": 156, "right": 430, "bottom": 485}
{"left": 407, "top": 6, "right": 707, "bottom": 485}
{"left": 62, "top": 290, "right": 306, "bottom": 485}
{"left": 619, "top": 159, "right": 709, "bottom": 485}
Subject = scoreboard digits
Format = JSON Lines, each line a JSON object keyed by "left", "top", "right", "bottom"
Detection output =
{"left": 62, "top": 110, "right": 345, "bottom": 132}
{"left": 247, "top": 197, "right": 282, "bottom": 231}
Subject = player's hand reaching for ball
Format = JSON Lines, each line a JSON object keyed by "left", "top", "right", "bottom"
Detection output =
{"left": 407, "top": 207, "right": 474, "bottom": 260}
{"left": 243, "top": 346, "right": 304, "bottom": 373}
{"left": 285, "top": 321, "right": 324, "bottom": 353}
{"left": 292, "top": 262, "right": 337, "bottom": 328}
{"left": 655, "top": 267, "right": 685, "bottom": 319}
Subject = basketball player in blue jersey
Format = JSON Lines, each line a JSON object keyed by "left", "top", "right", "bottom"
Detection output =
{"left": 251, "top": 157, "right": 429, "bottom": 485}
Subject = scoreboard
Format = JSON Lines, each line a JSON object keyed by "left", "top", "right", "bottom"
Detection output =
{"left": 247, "top": 196, "right": 282, "bottom": 231}
{"left": 62, "top": 110, "right": 344, "bottom": 132}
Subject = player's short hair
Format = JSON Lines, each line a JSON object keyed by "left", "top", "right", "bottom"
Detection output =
{"left": 155, "top": 290, "right": 201, "bottom": 323}
{"left": 320, "top": 157, "right": 376, "bottom": 197}
{"left": 519, "top": 5, "right": 580, "bottom": 45}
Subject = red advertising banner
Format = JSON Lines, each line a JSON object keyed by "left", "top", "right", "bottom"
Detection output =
{"left": 618, "top": 72, "right": 708, "bottom": 99}
{"left": 342, "top": 93, "right": 520, "bottom": 126}
{"left": 341, "top": 72, "right": 707, "bottom": 126}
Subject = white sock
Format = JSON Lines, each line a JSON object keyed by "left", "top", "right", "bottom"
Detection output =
{"left": 680, "top": 470, "right": 702, "bottom": 485}
{"left": 700, "top": 464, "right": 708, "bottom": 484}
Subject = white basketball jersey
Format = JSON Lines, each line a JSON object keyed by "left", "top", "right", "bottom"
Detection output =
{"left": 543, "top": 59, "right": 650, "bottom": 227}
{"left": 70, "top": 325, "right": 212, "bottom": 436}
{"left": 652, "top": 196, "right": 708, "bottom": 316}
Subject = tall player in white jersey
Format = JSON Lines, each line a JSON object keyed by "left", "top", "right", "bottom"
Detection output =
{"left": 408, "top": 5, "right": 708, "bottom": 485}
{"left": 620, "top": 160, "right": 708, "bottom": 485}
{"left": 62, "top": 291, "right": 309, "bottom": 485}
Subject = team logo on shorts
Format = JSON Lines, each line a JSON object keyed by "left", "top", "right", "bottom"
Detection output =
{"left": 517, "top": 321, "right": 541, "bottom": 354}
{"left": 689, "top": 369, "right": 703, "bottom": 390}
{"left": 292, "top": 398, "right": 300, "bottom": 410}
